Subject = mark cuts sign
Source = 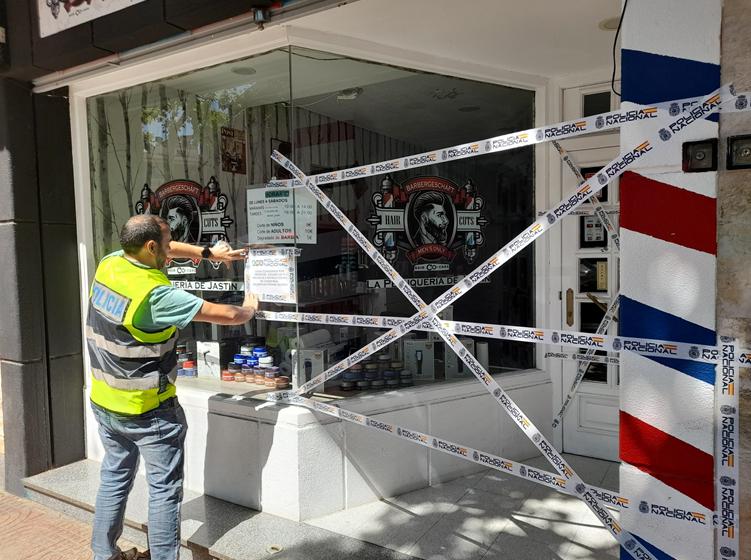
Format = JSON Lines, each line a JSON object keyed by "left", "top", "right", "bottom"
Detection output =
{"left": 368, "top": 175, "right": 488, "bottom": 270}
{"left": 38, "top": 0, "right": 147, "bottom": 38}
{"left": 136, "top": 177, "right": 234, "bottom": 274}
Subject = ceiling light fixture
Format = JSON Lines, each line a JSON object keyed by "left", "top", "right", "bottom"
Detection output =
{"left": 231, "top": 66, "right": 257, "bottom": 76}
{"left": 598, "top": 16, "right": 620, "bottom": 31}
{"left": 337, "top": 87, "right": 363, "bottom": 101}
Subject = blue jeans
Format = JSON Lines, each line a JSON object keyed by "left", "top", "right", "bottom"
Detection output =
{"left": 91, "top": 399, "right": 187, "bottom": 560}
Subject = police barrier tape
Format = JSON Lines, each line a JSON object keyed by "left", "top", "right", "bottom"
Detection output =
{"left": 544, "top": 351, "right": 620, "bottom": 366}
{"left": 552, "top": 296, "right": 621, "bottom": 429}
{"left": 549, "top": 140, "right": 620, "bottom": 427}
{"left": 265, "top": 88, "right": 749, "bottom": 192}
{"left": 245, "top": 392, "right": 714, "bottom": 528}
{"left": 716, "top": 338, "right": 739, "bottom": 560}
{"left": 269, "top": 149, "right": 647, "bottom": 559}
{"left": 264, "top": 87, "right": 731, "bottom": 560}
{"left": 552, "top": 140, "right": 620, "bottom": 251}
{"left": 254, "top": 309, "right": 751, "bottom": 368}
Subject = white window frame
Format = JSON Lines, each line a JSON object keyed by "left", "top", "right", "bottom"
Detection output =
{"left": 53, "top": 23, "right": 553, "bottom": 453}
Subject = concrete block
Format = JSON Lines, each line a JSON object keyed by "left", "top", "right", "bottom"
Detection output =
{"left": 32, "top": 23, "right": 110, "bottom": 71}
{"left": 344, "top": 405, "right": 429, "bottom": 508}
{"left": 93, "top": 2, "right": 182, "bottom": 54}
{"left": 259, "top": 422, "right": 302, "bottom": 519}
{"left": 429, "top": 394, "right": 500, "bottom": 484}
{"left": 297, "top": 421, "right": 345, "bottom": 520}
{"left": 0, "top": 79, "right": 39, "bottom": 223}
{"left": 48, "top": 353, "right": 85, "bottom": 467}
{"left": 34, "top": 90, "right": 77, "bottom": 226}
{"left": 0, "top": 222, "right": 45, "bottom": 362}
{"left": 41, "top": 223, "right": 82, "bottom": 359}
{"left": 1, "top": 360, "right": 51, "bottom": 495}
{"left": 165, "top": 0, "right": 259, "bottom": 30}
{"left": 203, "top": 412, "right": 261, "bottom": 511}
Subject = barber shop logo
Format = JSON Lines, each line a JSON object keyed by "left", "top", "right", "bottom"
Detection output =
{"left": 136, "top": 177, "right": 234, "bottom": 272}
{"left": 368, "top": 175, "right": 488, "bottom": 267}
{"left": 45, "top": 0, "right": 91, "bottom": 19}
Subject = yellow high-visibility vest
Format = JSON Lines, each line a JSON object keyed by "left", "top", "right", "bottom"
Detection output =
{"left": 87, "top": 254, "right": 178, "bottom": 415}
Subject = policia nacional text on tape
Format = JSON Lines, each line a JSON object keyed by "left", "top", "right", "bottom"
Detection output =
{"left": 256, "top": 85, "right": 741, "bottom": 560}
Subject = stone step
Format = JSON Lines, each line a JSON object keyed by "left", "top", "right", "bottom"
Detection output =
{"left": 24, "top": 460, "right": 413, "bottom": 560}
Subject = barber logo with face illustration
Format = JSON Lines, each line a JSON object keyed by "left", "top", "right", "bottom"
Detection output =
{"left": 368, "top": 175, "right": 488, "bottom": 270}
{"left": 135, "top": 177, "right": 234, "bottom": 272}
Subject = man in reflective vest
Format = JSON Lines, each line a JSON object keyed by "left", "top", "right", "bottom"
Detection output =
{"left": 88, "top": 215, "right": 258, "bottom": 560}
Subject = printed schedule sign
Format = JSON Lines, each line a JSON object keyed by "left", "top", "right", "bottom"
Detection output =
{"left": 245, "top": 248, "right": 300, "bottom": 304}
{"left": 246, "top": 186, "right": 316, "bottom": 245}
{"left": 38, "top": 0, "right": 147, "bottom": 37}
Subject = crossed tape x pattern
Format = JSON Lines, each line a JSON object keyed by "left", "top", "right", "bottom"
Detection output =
{"left": 270, "top": 153, "right": 634, "bottom": 556}
{"left": 268, "top": 87, "right": 727, "bottom": 560}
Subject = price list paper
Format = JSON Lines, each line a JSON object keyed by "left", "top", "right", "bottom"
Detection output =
{"left": 246, "top": 186, "right": 316, "bottom": 244}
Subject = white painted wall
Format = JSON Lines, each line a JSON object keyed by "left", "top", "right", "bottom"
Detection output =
{"left": 84, "top": 372, "right": 552, "bottom": 521}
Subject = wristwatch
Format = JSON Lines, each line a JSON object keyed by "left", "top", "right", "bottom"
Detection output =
{"left": 201, "top": 245, "right": 212, "bottom": 259}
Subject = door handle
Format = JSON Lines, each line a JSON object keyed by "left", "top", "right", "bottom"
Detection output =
{"left": 566, "top": 288, "right": 574, "bottom": 327}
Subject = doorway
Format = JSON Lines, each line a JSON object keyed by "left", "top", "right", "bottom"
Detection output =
{"left": 558, "top": 84, "right": 620, "bottom": 461}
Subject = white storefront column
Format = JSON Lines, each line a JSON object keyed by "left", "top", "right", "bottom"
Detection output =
{"left": 618, "top": 1, "right": 721, "bottom": 559}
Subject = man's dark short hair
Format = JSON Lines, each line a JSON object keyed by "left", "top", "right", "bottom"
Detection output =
{"left": 120, "top": 215, "right": 168, "bottom": 255}
{"left": 166, "top": 195, "right": 194, "bottom": 219}
{"left": 413, "top": 191, "right": 447, "bottom": 219}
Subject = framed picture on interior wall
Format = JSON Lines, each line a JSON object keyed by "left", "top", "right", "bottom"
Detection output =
{"left": 221, "top": 127, "right": 247, "bottom": 174}
{"left": 271, "top": 137, "right": 293, "bottom": 180}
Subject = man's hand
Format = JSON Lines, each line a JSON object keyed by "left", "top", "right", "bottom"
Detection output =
{"left": 209, "top": 240, "right": 248, "bottom": 263}
{"left": 243, "top": 291, "right": 259, "bottom": 312}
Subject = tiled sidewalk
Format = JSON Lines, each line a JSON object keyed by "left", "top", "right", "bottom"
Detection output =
{"left": 0, "top": 488, "right": 141, "bottom": 560}
{"left": 308, "top": 453, "right": 620, "bottom": 560}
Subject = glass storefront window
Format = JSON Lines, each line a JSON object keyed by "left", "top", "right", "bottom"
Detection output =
{"left": 86, "top": 46, "right": 536, "bottom": 396}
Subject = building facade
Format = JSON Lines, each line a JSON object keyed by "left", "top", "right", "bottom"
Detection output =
{"left": 0, "top": 1, "right": 749, "bottom": 558}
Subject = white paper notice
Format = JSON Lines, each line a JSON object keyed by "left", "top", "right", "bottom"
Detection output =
{"left": 245, "top": 248, "right": 300, "bottom": 304}
{"left": 246, "top": 186, "right": 316, "bottom": 244}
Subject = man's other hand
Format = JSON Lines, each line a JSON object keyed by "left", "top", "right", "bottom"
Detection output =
{"left": 209, "top": 241, "right": 248, "bottom": 262}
